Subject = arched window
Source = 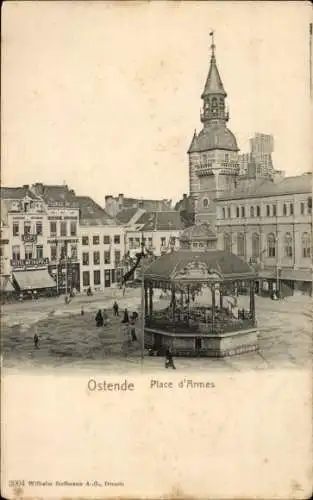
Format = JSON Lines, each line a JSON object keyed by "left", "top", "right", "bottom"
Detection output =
{"left": 203, "top": 198, "right": 209, "bottom": 208}
{"left": 224, "top": 233, "right": 231, "bottom": 253}
{"left": 250, "top": 206, "right": 254, "bottom": 217}
{"left": 237, "top": 233, "right": 245, "bottom": 257}
{"left": 302, "top": 232, "right": 311, "bottom": 258}
{"left": 267, "top": 233, "right": 276, "bottom": 258}
{"left": 283, "top": 204, "right": 287, "bottom": 216}
{"left": 256, "top": 206, "right": 261, "bottom": 217}
{"left": 211, "top": 97, "right": 218, "bottom": 115}
{"left": 284, "top": 232, "right": 293, "bottom": 258}
{"left": 266, "top": 205, "right": 270, "bottom": 216}
{"left": 252, "top": 233, "right": 260, "bottom": 258}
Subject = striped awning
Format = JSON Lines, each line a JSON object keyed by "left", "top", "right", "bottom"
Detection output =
{"left": 13, "top": 270, "right": 56, "bottom": 290}
{"left": 0, "top": 276, "right": 15, "bottom": 292}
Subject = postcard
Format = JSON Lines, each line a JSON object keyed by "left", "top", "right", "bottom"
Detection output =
{"left": 1, "top": 1, "right": 312, "bottom": 499}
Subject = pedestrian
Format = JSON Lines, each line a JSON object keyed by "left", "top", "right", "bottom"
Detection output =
{"left": 130, "top": 319, "right": 137, "bottom": 341}
{"left": 165, "top": 347, "right": 176, "bottom": 369}
{"left": 95, "top": 309, "right": 104, "bottom": 327}
{"left": 34, "top": 333, "right": 39, "bottom": 349}
{"left": 113, "top": 301, "right": 119, "bottom": 316}
{"left": 81, "top": 306, "right": 84, "bottom": 316}
{"left": 121, "top": 308, "right": 129, "bottom": 324}
{"left": 102, "top": 309, "right": 109, "bottom": 326}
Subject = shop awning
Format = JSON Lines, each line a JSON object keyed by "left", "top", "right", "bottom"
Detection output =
{"left": 258, "top": 270, "right": 276, "bottom": 279}
{"left": 280, "top": 269, "right": 311, "bottom": 281}
{"left": 0, "top": 276, "right": 15, "bottom": 292}
{"left": 13, "top": 270, "right": 56, "bottom": 290}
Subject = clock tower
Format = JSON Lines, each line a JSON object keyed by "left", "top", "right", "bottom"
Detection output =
{"left": 187, "top": 32, "right": 239, "bottom": 225}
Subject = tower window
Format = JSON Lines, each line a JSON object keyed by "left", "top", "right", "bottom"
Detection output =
{"left": 203, "top": 198, "right": 209, "bottom": 208}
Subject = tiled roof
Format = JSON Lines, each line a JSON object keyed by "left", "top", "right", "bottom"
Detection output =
{"left": 0, "top": 187, "right": 39, "bottom": 200}
{"left": 138, "top": 211, "right": 187, "bottom": 231}
{"left": 76, "top": 196, "right": 118, "bottom": 226}
{"left": 37, "top": 185, "right": 78, "bottom": 205}
{"left": 218, "top": 173, "right": 312, "bottom": 201}
{"left": 116, "top": 208, "right": 139, "bottom": 224}
{"left": 144, "top": 250, "right": 255, "bottom": 281}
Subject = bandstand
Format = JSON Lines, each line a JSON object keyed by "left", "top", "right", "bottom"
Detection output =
{"left": 142, "top": 249, "right": 259, "bottom": 357}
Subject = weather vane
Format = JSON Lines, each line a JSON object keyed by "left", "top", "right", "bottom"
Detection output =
{"left": 209, "top": 30, "right": 215, "bottom": 57}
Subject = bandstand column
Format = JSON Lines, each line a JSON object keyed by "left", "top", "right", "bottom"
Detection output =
{"left": 219, "top": 285, "right": 223, "bottom": 309}
{"left": 249, "top": 280, "right": 255, "bottom": 322}
{"left": 171, "top": 285, "right": 176, "bottom": 319}
{"left": 144, "top": 283, "right": 149, "bottom": 317}
{"left": 149, "top": 283, "right": 153, "bottom": 318}
{"left": 211, "top": 284, "right": 216, "bottom": 332}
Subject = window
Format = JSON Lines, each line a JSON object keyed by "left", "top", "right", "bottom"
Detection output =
{"left": 93, "top": 270, "right": 101, "bottom": 286}
{"left": 50, "top": 245, "right": 57, "bottom": 261}
{"left": 203, "top": 198, "right": 209, "bottom": 208}
{"left": 222, "top": 208, "right": 225, "bottom": 219}
{"left": 60, "top": 244, "right": 67, "bottom": 260}
{"left": 272, "top": 205, "right": 277, "bottom": 216}
{"left": 114, "top": 235, "right": 120, "bottom": 244}
{"left": 308, "top": 197, "right": 312, "bottom": 215}
{"left": 24, "top": 222, "right": 31, "bottom": 235}
{"left": 93, "top": 235, "right": 100, "bottom": 245}
{"left": 70, "top": 245, "right": 77, "bottom": 260}
{"left": 300, "top": 202, "right": 305, "bottom": 215}
{"left": 115, "top": 250, "right": 121, "bottom": 264}
{"left": 237, "top": 233, "right": 245, "bottom": 257}
{"left": 50, "top": 222, "right": 57, "bottom": 237}
{"left": 82, "top": 236, "right": 89, "bottom": 246}
{"left": 83, "top": 271, "right": 90, "bottom": 287}
{"left": 256, "top": 206, "right": 261, "bottom": 217}
{"left": 104, "top": 251, "right": 110, "bottom": 264}
{"left": 302, "top": 232, "right": 311, "bottom": 258}
{"left": 103, "top": 235, "right": 110, "bottom": 244}
{"left": 241, "top": 206, "right": 245, "bottom": 218}
{"left": 12, "top": 245, "right": 20, "bottom": 261}
{"left": 290, "top": 203, "right": 294, "bottom": 215}
{"left": 13, "top": 222, "right": 19, "bottom": 236}
{"left": 267, "top": 233, "right": 276, "bottom": 258}
{"left": 283, "top": 204, "right": 287, "bottom": 216}
{"left": 252, "top": 233, "right": 260, "bottom": 258}
{"left": 0, "top": 247, "right": 3, "bottom": 258}
{"left": 82, "top": 252, "right": 89, "bottom": 265}
{"left": 225, "top": 154, "right": 229, "bottom": 162}
{"left": 25, "top": 244, "right": 33, "bottom": 260}
{"left": 236, "top": 207, "right": 240, "bottom": 218}
{"left": 250, "top": 206, "right": 254, "bottom": 217}
{"left": 227, "top": 207, "right": 231, "bottom": 218}
{"left": 224, "top": 233, "right": 231, "bottom": 253}
{"left": 93, "top": 251, "right": 100, "bottom": 265}
{"left": 36, "top": 222, "right": 43, "bottom": 235}
{"left": 60, "top": 221, "right": 67, "bottom": 237}
{"left": 128, "top": 237, "right": 134, "bottom": 248}
{"left": 70, "top": 221, "right": 77, "bottom": 236}
{"left": 266, "top": 205, "right": 270, "bottom": 216}
{"left": 135, "top": 238, "right": 140, "bottom": 246}
{"left": 161, "top": 237, "right": 166, "bottom": 246}
{"left": 148, "top": 237, "right": 153, "bottom": 247}
{"left": 36, "top": 245, "right": 43, "bottom": 260}
{"left": 284, "top": 232, "right": 293, "bottom": 258}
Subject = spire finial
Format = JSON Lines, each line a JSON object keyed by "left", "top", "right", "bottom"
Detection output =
{"left": 209, "top": 30, "right": 215, "bottom": 58}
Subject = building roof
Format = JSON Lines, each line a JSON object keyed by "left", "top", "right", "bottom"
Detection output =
{"left": 189, "top": 124, "right": 239, "bottom": 153}
{"left": 144, "top": 250, "right": 255, "bottom": 282}
{"left": 137, "top": 211, "right": 186, "bottom": 231}
{"left": 201, "top": 54, "right": 226, "bottom": 98}
{"left": 116, "top": 208, "right": 139, "bottom": 224}
{"left": 31, "top": 184, "right": 79, "bottom": 207}
{"left": 217, "top": 173, "right": 312, "bottom": 201}
{"left": 180, "top": 223, "right": 217, "bottom": 242}
{"left": 0, "top": 187, "right": 40, "bottom": 200}
{"left": 76, "top": 196, "right": 118, "bottom": 226}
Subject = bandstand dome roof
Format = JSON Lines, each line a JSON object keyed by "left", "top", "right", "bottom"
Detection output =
{"left": 144, "top": 250, "right": 256, "bottom": 282}
{"left": 180, "top": 223, "right": 217, "bottom": 242}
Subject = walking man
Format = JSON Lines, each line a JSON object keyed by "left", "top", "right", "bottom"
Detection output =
{"left": 34, "top": 333, "right": 39, "bottom": 349}
{"left": 113, "top": 301, "right": 119, "bottom": 316}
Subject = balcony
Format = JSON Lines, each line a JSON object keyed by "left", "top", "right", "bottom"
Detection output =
{"left": 22, "top": 233, "right": 37, "bottom": 243}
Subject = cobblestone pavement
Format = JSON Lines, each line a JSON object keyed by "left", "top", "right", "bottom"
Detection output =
{"left": 1, "top": 288, "right": 312, "bottom": 373}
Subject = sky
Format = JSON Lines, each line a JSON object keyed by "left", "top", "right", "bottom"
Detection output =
{"left": 2, "top": 1, "right": 312, "bottom": 206}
